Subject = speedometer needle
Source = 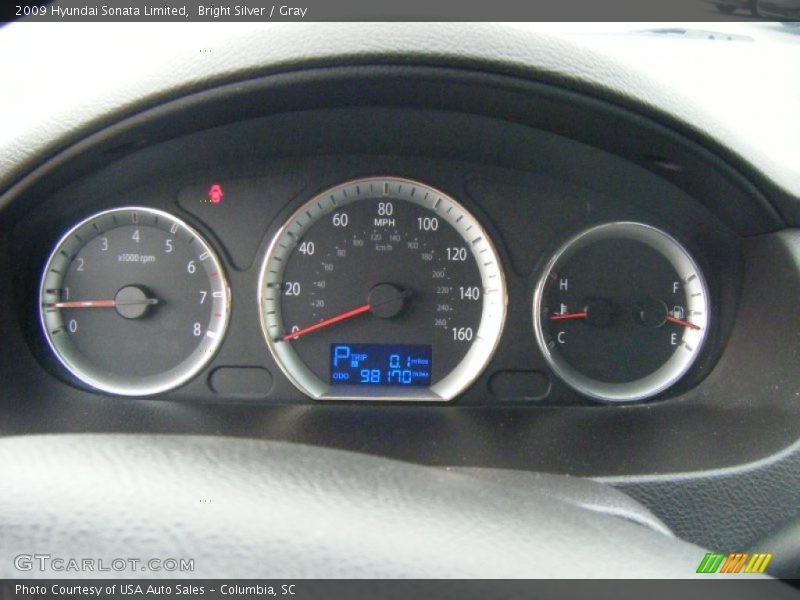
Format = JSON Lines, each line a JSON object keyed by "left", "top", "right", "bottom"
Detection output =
{"left": 282, "top": 304, "right": 372, "bottom": 341}
{"left": 282, "top": 287, "right": 414, "bottom": 341}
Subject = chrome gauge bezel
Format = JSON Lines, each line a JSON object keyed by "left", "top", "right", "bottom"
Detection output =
{"left": 39, "top": 206, "right": 231, "bottom": 397}
{"left": 258, "top": 176, "right": 507, "bottom": 402}
{"left": 532, "top": 222, "right": 709, "bottom": 403}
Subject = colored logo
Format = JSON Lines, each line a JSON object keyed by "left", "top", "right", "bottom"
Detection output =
{"left": 696, "top": 552, "right": 773, "bottom": 574}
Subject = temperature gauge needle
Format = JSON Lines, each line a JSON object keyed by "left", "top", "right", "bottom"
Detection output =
{"left": 282, "top": 304, "right": 371, "bottom": 341}
{"left": 550, "top": 311, "right": 588, "bottom": 321}
{"left": 666, "top": 315, "right": 701, "bottom": 330}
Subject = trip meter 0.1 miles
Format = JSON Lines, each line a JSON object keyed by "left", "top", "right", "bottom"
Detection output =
{"left": 533, "top": 222, "right": 709, "bottom": 403}
{"left": 258, "top": 177, "right": 507, "bottom": 401}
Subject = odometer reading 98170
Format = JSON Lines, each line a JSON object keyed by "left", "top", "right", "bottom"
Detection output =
{"left": 258, "top": 177, "right": 507, "bottom": 401}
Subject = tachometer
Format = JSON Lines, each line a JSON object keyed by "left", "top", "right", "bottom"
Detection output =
{"left": 40, "top": 207, "right": 230, "bottom": 396}
{"left": 258, "top": 177, "right": 507, "bottom": 401}
{"left": 533, "top": 222, "right": 709, "bottom": 402}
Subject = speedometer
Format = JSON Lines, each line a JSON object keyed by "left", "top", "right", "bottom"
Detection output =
{"left": 258, "top": 177, "right": 507, "bottom": 401}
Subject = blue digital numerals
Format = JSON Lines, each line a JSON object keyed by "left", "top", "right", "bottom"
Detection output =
{"left": 330, "top": 343, "right": 432, "bottom": 387}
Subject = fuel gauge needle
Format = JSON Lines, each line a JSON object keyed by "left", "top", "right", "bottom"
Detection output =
{"left": 550, "top": 311, "right": 588, "bottom": 321}
{"left": 666, "top": 315, "right": 701, "bottom": 330}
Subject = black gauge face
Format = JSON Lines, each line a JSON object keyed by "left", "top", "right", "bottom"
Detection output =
{"left": 40, "top": 207, "right": 230, "bottom": 396}
{"left": 533, "top": 222, "right": 709, "bottom": 403}
{"left": 259, "top": 177, "right": 507, "bottom": 401}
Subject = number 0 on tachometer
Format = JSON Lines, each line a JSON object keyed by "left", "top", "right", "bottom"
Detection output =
{"left": 258, "top": 177, "right": 507, "bottom": 401}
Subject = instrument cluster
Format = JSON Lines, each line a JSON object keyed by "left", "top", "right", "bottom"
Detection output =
{"left": 29, "top": 165, "right": 718, "bottom": 406}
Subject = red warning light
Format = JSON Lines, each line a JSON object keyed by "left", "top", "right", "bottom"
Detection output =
{"left": 208, "top": 184, "right": 224, "bottom": 204}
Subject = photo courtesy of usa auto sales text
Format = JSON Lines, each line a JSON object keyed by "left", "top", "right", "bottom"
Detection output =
{"left": 15, "top": 584, "right": 299, "bottom": 596}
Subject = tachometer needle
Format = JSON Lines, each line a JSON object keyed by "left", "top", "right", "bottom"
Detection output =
{"left": 282, "top": 304, "right": 372, "bottom": 341}
{"left": 46, "top": 298, "right": 159, "bottom": 309}
{"left": 550, "top": 311, "right": 588, "bottom": 321}
{"left": 666, "top": 315, "right": 701, "bottom": 330}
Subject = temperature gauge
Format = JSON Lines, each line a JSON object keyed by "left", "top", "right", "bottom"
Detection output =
{"left": 533, "top": 222, "right": 709, "bottom": 403}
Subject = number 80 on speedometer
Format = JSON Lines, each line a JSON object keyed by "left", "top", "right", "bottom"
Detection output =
{"left": 258, "top": 177, "right": 507, "bottom": 401}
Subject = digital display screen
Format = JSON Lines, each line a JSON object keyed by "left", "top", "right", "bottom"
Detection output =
{"left": 330, "top": 343, "right": 432, "bottom": 387}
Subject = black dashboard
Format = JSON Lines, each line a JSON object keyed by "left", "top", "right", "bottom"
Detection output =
{"left": 2, "top": 49, "right": 800, "bottom": 560}
{"left": 17, "top": 136, "right": 739, "bottom": 408}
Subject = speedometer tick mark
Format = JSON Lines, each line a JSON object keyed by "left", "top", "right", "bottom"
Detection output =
{"left": 472, "top": 237, "right": 482, "bottom": 244}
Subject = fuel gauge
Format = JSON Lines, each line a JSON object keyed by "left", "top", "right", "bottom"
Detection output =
{"left": 533, "top": 222, "right": 709, "bottom": 403}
